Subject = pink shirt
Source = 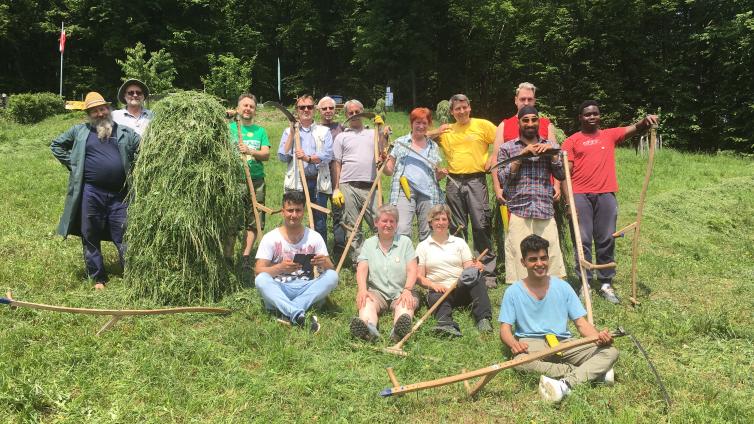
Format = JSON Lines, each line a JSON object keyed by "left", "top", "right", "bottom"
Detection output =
{"left": 562, "top": 127, "right": 627, "bottom": 194}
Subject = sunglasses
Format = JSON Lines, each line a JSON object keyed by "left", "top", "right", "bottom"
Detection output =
{"left": 520, "top": 117, "right": 539, "bottom": 123}
{"left": 320, "top": 106, "right": 334, "bottom": 111}
{"left": 297, "top": 105, "right": 314, "bottom": 110}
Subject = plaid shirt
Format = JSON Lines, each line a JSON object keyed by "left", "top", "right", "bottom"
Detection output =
{"left": 497, "top": 137, "right": 564, "bottom": 219}
{"left": 388, "top": 135, "right": 444, "bottom": 205}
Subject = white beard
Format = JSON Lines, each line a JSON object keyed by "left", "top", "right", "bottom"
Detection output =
{"left": 95, "top": 118, "right": 113, "bottom": 140}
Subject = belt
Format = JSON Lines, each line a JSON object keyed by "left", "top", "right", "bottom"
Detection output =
{"left": 448, "top": 172, "right": 486, "bottom": 180}
{"left": 344, "top": 181, "right": 373, "bottom": 190}
{"left": 305, "top": 175, "right": 318, "bottom": 181}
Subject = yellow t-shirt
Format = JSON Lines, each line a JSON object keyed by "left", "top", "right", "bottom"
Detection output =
{"left": 437, "top": 118, "right": 496, "bottom": 174}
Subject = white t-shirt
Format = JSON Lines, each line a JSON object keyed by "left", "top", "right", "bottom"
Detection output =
{"left": 255, "top": 227, "right": 328, "bottom": 283}
{"left": 416, "top": 235, "right": 473, "bottom": 288}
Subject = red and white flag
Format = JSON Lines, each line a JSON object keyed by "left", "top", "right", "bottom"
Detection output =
{"left": 59, "top": 28, "right": 66, "bottom": 54}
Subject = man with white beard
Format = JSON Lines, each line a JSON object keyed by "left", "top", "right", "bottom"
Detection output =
{"left": 113, "top": 79, "right": 153, "bottom": 136}
{"left": 51, "top": 92, "right": 141, "bottom": 290}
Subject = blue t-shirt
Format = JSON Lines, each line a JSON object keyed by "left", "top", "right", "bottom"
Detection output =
{"left": 498, "top": 277, "right": 586, "bottom": 339}
{"left": 402, "top": 145, "right": 433, "bottom": 197}
{"left": 83, "top": 126, "right": 126, "bottom": 192}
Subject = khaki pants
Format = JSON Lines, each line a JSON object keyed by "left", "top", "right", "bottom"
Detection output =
{"left": 504, "top": 214, "right": 567, "bottom": 283}
{"left": 514, "top": 337, "right": 619, "bottom": 387}
{"left": 340, "top": 182, "right": 379, "bottom": 263}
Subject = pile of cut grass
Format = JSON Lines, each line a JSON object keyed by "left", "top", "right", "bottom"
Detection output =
{"left": 125, "top": 91, "right": 244, "bottom": 304}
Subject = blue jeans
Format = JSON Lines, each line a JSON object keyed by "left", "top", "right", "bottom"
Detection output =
{"left": 255, "top": 269, "right": 338, "bottom": 322}
{"left": 80, "top": 183, "right": 127, "bottom": 283}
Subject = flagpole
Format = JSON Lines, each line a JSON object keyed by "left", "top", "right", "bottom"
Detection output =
{"left": 277, "top": 57, "right": 281, "bottom": 101}
{"left": 59, "top": 21, "right": 64, "bottom": 97}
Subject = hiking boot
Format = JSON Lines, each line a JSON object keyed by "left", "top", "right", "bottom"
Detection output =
{"left": 309, "top": 315, "right": 321, "bottom": 334}
{"left": 476, "top": 318, "right": 493, "bottom": 333}
{"left": 539, "top": 376, "right": 570, "bottom": 403}
{"left": 599, "top": 284, "right": 620, "bottom": 304}
{"left": 390, "top": 314, "right": 413, "bottom": 342}
{"left": 485, "top": 276, "right": 497, "bottom": 289}
{"left": 366, "top": 322, "right": 381, "bottom": 340}
{"left": 350, "top": 317, "right": 372, "bottom": 341}
{"left": 433, "top": 324, "right": 462, "bottom": 337}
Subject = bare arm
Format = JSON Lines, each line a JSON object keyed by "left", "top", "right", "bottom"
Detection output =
{"left": 500, "top": 323, "right": 529, "bottom": 354}
{"left": 383, "top": 155, "right": 396, "bottom": 176}
{"left": 574, "top": 317, "right": 613, "bottom": 346}
{"left": 355, "top": 260, "right": 371, "bottom": 309}
{"left": 624, "top": 114, "right": 659, "bottom": 139}
{"left": 332, "top": 160, "right": 342, "bottom": 190}
{"left": 251, "top": 145, "right": 270, "bottom": 161}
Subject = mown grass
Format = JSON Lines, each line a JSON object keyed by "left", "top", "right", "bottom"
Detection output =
{"left": 0, "top": 110, "right": 753, "bottom": 423}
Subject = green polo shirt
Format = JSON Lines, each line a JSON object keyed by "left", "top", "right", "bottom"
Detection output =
{"left": 357, "top": 235, "right": 416, "bottom": 301}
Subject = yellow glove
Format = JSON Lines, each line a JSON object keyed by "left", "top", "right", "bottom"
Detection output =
{"left": 399, "top": 176, "right": 411, "bottom": 199}
{"left": 373, "top": 115, "right": 384, "bottom": 126}
{"left": 332, "top": 189, "right": 345, "bottom": 208}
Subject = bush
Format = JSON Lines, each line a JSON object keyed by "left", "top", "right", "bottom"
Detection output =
{"left": 6, "top": 92, "right": 64, "bottom": 124}
{"left": 117, "top": 42, "right": 176, "bottom": 95}
{"left": 201, "top": 53, "right": 255, "bottom": 105}
{"left": 435, "top": 100, "right": 450, "bottom": 124}
{"left": 374, "top": 98, "right": 386, "bottom": 115}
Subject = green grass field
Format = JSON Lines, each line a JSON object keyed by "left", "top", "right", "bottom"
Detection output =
{"left": 1, "top": 109, "right": 753, "bottom": 423}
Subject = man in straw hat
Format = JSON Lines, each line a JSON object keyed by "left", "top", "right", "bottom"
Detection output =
{"left": 113, "top": 79, "right": 153, "bottom": 136}
{"left": 50, "top": 91, "right": 141, "bottom": 290}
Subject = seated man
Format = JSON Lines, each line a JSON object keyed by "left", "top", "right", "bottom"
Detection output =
{"left": 350, "top": 205, "right": 419, "bottom": 342}
{"left": 499, "top": 234, "right": 618, "bottom": 403}
{"left": 255, "top": 191, "right": 338, "bottom": 333}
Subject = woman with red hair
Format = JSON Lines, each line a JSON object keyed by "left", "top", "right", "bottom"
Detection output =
{"left": 384, "top": 107, "right": 447, "bottom": 241}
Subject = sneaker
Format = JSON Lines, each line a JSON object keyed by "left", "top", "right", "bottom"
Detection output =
{"left": 476, "top": 318, "right": 493, "bottom": 333}
{"left": 350, "top": 317, "right": 372, "bottom": 341}
{"left": 309, "top": 315, "right": 321, "bottom": 334}
{"left": 294, "top": 314, "right": 306, "bottom": 327}
{"left": 603, "top": 368, "right": 615, "bottom": 386}
{"left": 390, "top": 314, "right": 413, "bottom": 342}
{"left": 433, "top": 324, "right": 462, "bottom": 337}
{"left": 599, "top": 284, "right": 620, "bottom": 304}
{"left": 539, "top": 375, "right": 571, "bottom": 403}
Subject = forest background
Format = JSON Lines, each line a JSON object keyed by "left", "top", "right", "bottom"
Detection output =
{"left": 1, "top": 0, "right": 752, "bottom": 152}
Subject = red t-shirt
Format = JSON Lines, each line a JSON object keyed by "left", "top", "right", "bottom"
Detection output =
{"left": 502, "top": 115, "right": 551, "bottom": 142}
{"left": 561, "top": 127, "right": 627, "bottom": 194}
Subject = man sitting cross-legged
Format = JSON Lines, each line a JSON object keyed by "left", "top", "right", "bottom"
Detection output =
{"left": 255, "top": 191, "right": 339, "bottom": 333}
{"left": 499, "top": 234, "right": 618, "bottom": 403}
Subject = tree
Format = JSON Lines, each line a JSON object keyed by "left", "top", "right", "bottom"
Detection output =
{"left": 116, "top": 42, "right": 176, "bottom": 95}
{"left": 201, "top": 53, "right": 255, "bottom": 105}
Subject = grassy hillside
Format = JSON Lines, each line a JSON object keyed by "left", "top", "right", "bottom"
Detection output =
{"left": 0, "top": 111, "right": 752, "bottom": 423}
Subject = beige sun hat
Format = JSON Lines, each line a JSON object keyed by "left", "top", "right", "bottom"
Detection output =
{"left": 83, "top": 92, "right": 110, "bottom": 110}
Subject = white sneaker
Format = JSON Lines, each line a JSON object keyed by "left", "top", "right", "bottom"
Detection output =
{"left": 603, "top": 368, "right": 615, "bottom": 386}
{"left": 539, "top": 375, "right": 570, "bottom": 403}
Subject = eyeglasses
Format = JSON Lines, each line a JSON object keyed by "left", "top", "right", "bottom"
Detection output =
{"left": 520, "top": 117, "right": 539, "bottom": 123}
{"left": 320, "top": 106, "right": 334, "bottom": 111}
{"left": 297, "top": 105, "right": 314, "bottom": 110}
{"left": 127, "top": 90, "right": 143, "bottom": 96}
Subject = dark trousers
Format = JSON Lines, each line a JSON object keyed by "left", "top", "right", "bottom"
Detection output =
{"left": 81, "top": 183, "right": 127, "bottom": 283}
{"left": 445, "top": 174, "right": 496, "bottom": 279}
{"left": 571, "top": 193, "right": 618, "bottom": 283}
{"left": 426, "top": 278, "right": 492, "bottom": 329}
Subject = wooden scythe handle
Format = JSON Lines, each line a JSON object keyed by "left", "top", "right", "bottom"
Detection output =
{"left": 630, "top": 126, "right": 658, "bottom": 305}
{"left": 236, "top": 118, "right": 264, "bottom": 239}
{"left": 562, "top": 151, "right": 594, "bottom": 324}
{"left": 294, "top": 127, "right": 316, "bottom": 229}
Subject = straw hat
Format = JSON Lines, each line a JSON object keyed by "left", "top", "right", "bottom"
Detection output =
{"left": 117, "top": 79, "right": 150, "bottom": 104}
{"left": 84, "top": 92, "right": 110, "bottom": 110}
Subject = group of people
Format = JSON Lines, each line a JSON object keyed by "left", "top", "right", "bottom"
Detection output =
{"left": 50, "top": 81, "right": 658, "bottom": 403}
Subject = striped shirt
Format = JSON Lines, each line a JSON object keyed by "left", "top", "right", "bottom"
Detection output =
{"left": 497, "top": 137, "right": 564, "bottom": 219}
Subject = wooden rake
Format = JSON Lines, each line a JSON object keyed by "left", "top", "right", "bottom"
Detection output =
{"left": 380, "top": 327, "right": 626, "bottom": 398}
{"left": 615, "top": 126, "right": 658, "bottom": 306}
{"left": 382, "top": 248, "right": 488, "bottom": 356}
{"left": 1, "top": 291, "right": 230, "bottom": 336}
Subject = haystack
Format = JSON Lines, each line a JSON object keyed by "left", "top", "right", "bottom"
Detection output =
{"left": 125, "top": 91, "right": 244, "bottom": 304}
